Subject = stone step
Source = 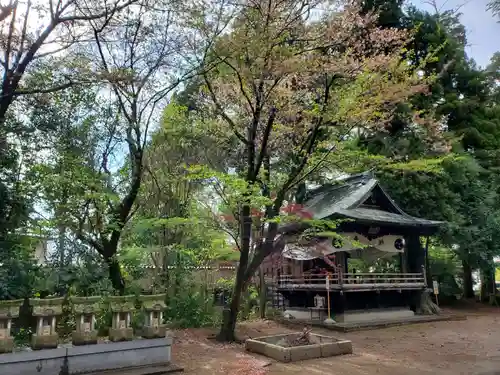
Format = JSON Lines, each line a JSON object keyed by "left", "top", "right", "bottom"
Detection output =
{"left": 86, "top": 363, "right": 184, "bottom": 375}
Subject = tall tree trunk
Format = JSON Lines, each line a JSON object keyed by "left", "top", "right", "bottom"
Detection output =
{"left": 479, "top": 268, "right": 494, "bottom": 303}
{"left": 483, "top": 266, "right": 495, "bottom": 303}
{"left": 58, "top": 225, "right": 66, "bottom": 267}
{"left": 217, "top": 206, "right": 252, "bottom": 342}
{"left": 462, "top": 258, "right": 474, "bottom": 299}
{"left": 107, "top": 257, "right": 125, "bottom": 295}
{"left": 259, "top": 266, "right": 266, "bottom": 319}
{"left": 217, "top": 264, "right": 246, "bottom": 341}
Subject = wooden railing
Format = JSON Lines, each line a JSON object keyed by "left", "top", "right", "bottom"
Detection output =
{"left": 278, "top": 274, "right": 340, "bottom": 285}
{"left": 342, "top": 272, "right": 425, "bottom": 285}
{"left": 277, "top": 271, "right": 425, "bottom": 289}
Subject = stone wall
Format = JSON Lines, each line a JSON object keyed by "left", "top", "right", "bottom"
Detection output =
{"left": 137, "top": 264, "right": 238, "bottom": 290}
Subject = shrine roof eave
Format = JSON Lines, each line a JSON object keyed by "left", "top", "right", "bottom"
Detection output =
{"left": 333, "top": 208, "right": 444, "bottom": 229}
{"left": 277, "top": 213, "right": 443, "bottom": 238}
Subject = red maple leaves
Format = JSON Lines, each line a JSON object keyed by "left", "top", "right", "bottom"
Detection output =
{"left": 221, "top": 203, "right": 313, "bottom": 223}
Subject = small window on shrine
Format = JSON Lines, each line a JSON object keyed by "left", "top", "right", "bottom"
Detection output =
{"left": 43, "top": 317, "right": 51, "bottom": 326}
{"left": 119, "top": 312, "right": 127, "bottom": 321}
{"left": 83, "top": 314, "right": 92, "bottom": 324}
{"left": 152, "top": 311, "right": 159, "bottom": 320}
{"left": 0, "top": 319, "right": 6, "bottom": 329}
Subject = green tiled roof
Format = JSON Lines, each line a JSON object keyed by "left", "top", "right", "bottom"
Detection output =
{"left": 302, "top": 171, "right": 443, "bottom": 228}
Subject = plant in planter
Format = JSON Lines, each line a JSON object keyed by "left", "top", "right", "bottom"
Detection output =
{"left": 71, "top": 296, "right": 102, "bottom": 345}
{"left": 0, "top": 299, "right": 24, "bottom": 353}
{"left": 107, "top": 295, "right": 135, "bottom": 342}
{"left": 138, "top": 294, "right": 167, "bottom": 339}
{"left": 29, "top": 297, "right": 64, "bottom": 350}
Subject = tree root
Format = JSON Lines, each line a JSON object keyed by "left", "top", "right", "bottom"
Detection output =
{"left": 417, "top": 289, "right": 441, "bottom": 315}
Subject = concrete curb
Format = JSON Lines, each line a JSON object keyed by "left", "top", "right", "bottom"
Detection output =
{"left": 0, "top": 337, "right": 173, "bottom": 375}
{"left": 275, "top": 314, "right": 467, "bottom": 332}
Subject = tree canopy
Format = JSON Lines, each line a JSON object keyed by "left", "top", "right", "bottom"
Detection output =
{"left": 0, "top": 0, "right": 499, "bottom": 342}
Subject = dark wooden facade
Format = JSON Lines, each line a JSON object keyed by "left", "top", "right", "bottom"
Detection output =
{"left": 262, "top": 171, "right": 442, "bottom": 315}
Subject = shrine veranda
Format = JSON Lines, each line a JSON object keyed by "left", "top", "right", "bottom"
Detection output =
{"left": 261, "top": 172, "right": 443, "bottom": 321}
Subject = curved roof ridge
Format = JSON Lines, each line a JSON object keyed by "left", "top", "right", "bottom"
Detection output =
{"left": 300, "top": 170, "right": 444, "bottom": 229}
{"left": 304, "top": 170, "right": 375, "bottom": 201}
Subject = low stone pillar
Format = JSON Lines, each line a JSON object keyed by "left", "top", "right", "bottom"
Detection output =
{"left": 139, "top": 294, "right": 167, "bottom": 339}
{"left": 71, "top": 296, "right": 102, "bottom": 345}
{"left": 29, "top": 297, "right": 64, "bottom": 350}
{"left": 108, "top": 295, "right": 135, "bottom": 342}
{"left": 0, "top": 299, "right": 23, "bottom": 353}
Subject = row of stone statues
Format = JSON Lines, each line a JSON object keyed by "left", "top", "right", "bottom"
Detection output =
{"left": 0, "top": 294, "right": 167, "bottom": 353}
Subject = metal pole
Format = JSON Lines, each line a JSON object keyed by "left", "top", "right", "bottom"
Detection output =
{"left": 326, "top": 274, "right": 331, "bottom": 320}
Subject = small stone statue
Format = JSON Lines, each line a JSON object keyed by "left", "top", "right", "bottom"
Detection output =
{"left": 314, "top": 294, "right": 325, "bottom": 308}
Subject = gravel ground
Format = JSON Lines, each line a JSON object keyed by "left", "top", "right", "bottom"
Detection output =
{"left": 171, "top": 307, "right": 500, "bottom": 375}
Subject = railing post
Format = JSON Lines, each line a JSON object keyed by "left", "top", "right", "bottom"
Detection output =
{"left": 422, "top": 264, "right": 427, "bottom": 287}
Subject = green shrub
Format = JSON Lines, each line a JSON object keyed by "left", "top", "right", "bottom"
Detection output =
{"left": 429, "top": 246, "right": 462, "bottom": 297}
{"left": 164, "top": 284, "right": 219, "bottom": 328}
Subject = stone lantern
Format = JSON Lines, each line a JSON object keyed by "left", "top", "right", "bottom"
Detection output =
{"left": 139, "top": 294, "right": 166, "bottom": 339}
{"left": 0, "top": 299, "right": 23, "bottom": 353}
{"left": 29, "top": 297, "right": 64, "bottom": 350}
{"left": 108, "top": 295, "right": 135, "bottom": 342}
{"left": 71, "top": 296, "right": 102, "bottom": 345}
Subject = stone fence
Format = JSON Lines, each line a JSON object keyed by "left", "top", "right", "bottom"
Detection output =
{"left": 0, "top": 295, "right": 173, "bottom": 375}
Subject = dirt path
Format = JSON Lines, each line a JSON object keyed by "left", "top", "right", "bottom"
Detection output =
{"left": 171, "top": 309, "right": 500, "bottom": 375}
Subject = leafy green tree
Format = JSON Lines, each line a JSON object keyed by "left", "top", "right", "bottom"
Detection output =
{"left": 361, "top": 0, "right": 404, "bottom": 28}
{"left": 29, "top": 1, "right": 202, "bottom": 294}
{"left": 120, "top": 102, "right": 236, "bottom": 287}
{"left": 186, "top": 0, "right": 440, "bottom": 341}
{"left": 0, "top": 0, "right": 139, "bottom": 299}
{"left": 0, "top": 234, "right": 40, "bottom": 300}
{"left": 354, "top": 4, "right": 500, "bottom": 299}
{"left": 488, "top": 0, "right": 500, "bottom": 19}
{"left": 0, "top": 0, "right": 136, "bottom": 177}
{"left": 377, "top": 157, "right": 500, "bottom": 298}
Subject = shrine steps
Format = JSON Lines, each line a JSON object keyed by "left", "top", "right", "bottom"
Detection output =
{"left": 276, "top": 313, "right": 466, "bottom": 332}
{"left": 335, "top": 307, "right": 415, "bottom": 323}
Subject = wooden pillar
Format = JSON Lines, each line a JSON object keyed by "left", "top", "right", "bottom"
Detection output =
{"left": 400, "top": 250, "right": 408, "bottom": 273}
{"left": 340, "top": 292, "right": 347, "bottom": 314}
{"left": 406, "top": 234, "right": 426, "bottom": 311}
{"left": 424, "top": 236, "right": 432, "bottom": 288}
{"left": 406, "top": 235, "right": 425, "bottom": 273}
